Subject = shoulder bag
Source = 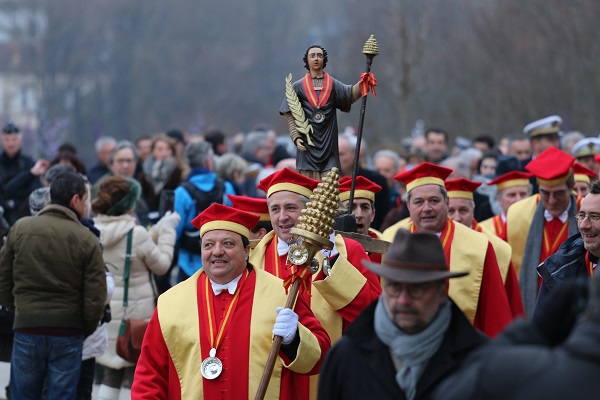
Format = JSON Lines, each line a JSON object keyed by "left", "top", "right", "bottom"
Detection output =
{"left": 116, "top": 228, "right": 150, "bottom": 363}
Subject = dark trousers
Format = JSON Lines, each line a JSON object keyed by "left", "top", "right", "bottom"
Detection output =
{"left": 76, "top": 358, "right": 96, "bottom": 400}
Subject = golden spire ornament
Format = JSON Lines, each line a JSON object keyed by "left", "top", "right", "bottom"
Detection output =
{"left": 288, "top": 168, "right": 340, "bottom": 273}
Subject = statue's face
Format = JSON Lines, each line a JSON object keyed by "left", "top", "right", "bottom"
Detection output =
{"left": 307, "top": 47, "right": 324, "bottom": 74}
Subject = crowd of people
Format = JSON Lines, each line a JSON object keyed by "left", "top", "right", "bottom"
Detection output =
{"left": 1, "top": 106, "right": 600, "bottom": 399}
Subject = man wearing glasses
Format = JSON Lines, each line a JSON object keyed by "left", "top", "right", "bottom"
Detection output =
{"left": 536, "top": 179, "right": 600, "bottom": 306}
{"left": 506, "top": 147, "right": 580, "bottom": 316}
{"left": 318, "top": 229, "right": 486, "bottom": 400}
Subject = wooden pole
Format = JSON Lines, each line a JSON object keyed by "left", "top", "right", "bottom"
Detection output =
{"left": 254, "top": 279, "right": 301, "bottom": 400}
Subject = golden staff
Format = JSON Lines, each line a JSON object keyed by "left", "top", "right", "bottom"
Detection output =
{"left": 254, "top": 168, "right": 340, "bottom": 400}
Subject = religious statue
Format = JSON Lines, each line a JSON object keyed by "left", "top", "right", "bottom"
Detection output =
{"left": 280, "top": 44, "right": 376, "bottom": 180}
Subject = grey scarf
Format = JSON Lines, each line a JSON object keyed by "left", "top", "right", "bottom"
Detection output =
{"left": 143, "top": 156, "right": 179, "bottom": 194}
{"left": 520, "top": 196, "right": 578, "bottom": 317}
{"left": 374, "top": 296, "right": 451, "bottom": 400}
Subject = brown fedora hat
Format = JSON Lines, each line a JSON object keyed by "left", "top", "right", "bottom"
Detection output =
{"left": 363, "top": 229, "right": 468, "bottom": 283}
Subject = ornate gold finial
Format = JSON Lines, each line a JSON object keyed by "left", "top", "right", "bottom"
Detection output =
{"left": 362, "top": 35, "right": 379, "bottom": 56}
{"left": 296, "top": 168, "right": 340, "bottom": 240}
{"left": 288, "top": 168, "right": 340, "bottom": 272}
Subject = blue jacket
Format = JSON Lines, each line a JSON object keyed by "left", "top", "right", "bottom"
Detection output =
{"left": 173, "top": 170, "right": 235, "bottom": 277}
{"left": 536, "top": 233, "right": 588, "bottom": 308}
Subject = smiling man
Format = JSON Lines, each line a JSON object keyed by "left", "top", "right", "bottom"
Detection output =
{"left": 537, "top": 180, "right": 600, "bottom": 308}
{"left": 506, "top": 147, "right": 580, "bottom": 316}
{"left": 249, "top": 168, "right": 382, "bottom": 377}
{"left": 382, "top": 162, "right": 513, "bottom": 337}
{"left": 132, "top": 203, "right": 330, "bottom": 399}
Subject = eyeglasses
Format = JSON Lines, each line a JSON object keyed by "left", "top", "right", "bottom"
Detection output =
{"left": 114, "top": 158, "right": 135, "bottom": 165}
{"left": 383, "top": 281, "right": 438, "bottom": 300}
{"left": 575, "top": 212, "right": 600, "bottom": 223}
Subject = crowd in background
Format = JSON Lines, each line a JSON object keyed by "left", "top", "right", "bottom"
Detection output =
{"left": 1, "top": 115, "right": 600, "bottom": 399}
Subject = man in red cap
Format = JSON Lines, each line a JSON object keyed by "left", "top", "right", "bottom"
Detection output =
{"left": 572, "top": 162, "right": 598, "bottom": 198}
{"left": 132, "top": 203, "right": 330, "bottom": 399}
{"left": 249, "top": 168, "right": 382, "bottom": 393}
{"left": 506, "top": 146, "right": 580, "bottom": 317}
{"left": 446, "top": 178, "right": 524, "bottom": 319}
{"left": 479, "top": 171, "right": 533, "bottom": 241}
{"left": 339, "top": 175, "right": 384, "bottom": 263}
{"left": 381, "top": 163, "right": 513, "bottom": 337}
{"left": 318, "top": 229, "right": 486, "bottom": 400}
{"left": 227, "top": 194, "right": 273, "bottom": 240}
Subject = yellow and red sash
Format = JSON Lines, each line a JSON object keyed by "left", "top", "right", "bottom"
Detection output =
{"left": 586, "top": 251, "right": 595, "bottom": 277}
{"left": 506, "top": 195, "right": 540, "bottom": 277}
{"left": 200, "top": 271, "right": 248, "bottom": 356}
{"left": 475, "top": 220, "right": 511, "bottom": 284}
{"left": 159, "top": 268, "right": 320, "bottom": 399}
{"left": 302, "top": 72, "right": 333, "bottom": 109}
{"left": 406, "top": 218, "right": 484, "bottom": 323}
{"left": 408, "top": 218, "right": 454, "bottom": 261}
{"left": 541, "top": 220, "right": 569, "bottom": 260}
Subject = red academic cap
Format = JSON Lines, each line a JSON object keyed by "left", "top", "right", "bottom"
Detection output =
{"left": 445, "top": 178, "right": 482, "bottom": 200}
{"left": 257, "top": 168, "right": 319, "bottom": 199}
{"left": 191, "top": 203, "right": 260, "bottom": 239}
{"left": 394, "top": 162, "right": 453, "bottom": 192}
{"left": 487, "top": 171, "right": 533, "bottom": 191}
{"left": 573, "top": 162, "right": 597, "bottom": 184}
{"left": 338, "top": 176, "right": 382, "bottom": 203}
{"left": 227, "top": 194, "right": 270, "bottom": 222}
{"left": 525, "top": 147, "right": 575, "bottom": 186}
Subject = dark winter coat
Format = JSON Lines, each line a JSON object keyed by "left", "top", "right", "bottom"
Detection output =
{"left": 0, "top": 204, "right": 106, "bottom": 336}
{"left": 433, "top": 319, "right": 600, "bottom": 400}
{"left": 317, "top": 299, "right": 487, "bottom": 400}
{"left": 537, "top": 233, "right": 590, "bottom": 308}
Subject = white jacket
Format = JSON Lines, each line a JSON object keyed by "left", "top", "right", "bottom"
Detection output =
{"left": 94, "top": 214, "right": 175, "bottom": 369}
{"left": 82, "top": 271, "right": 115, "bottom": 361}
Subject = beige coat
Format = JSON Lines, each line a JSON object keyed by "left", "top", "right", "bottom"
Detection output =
{"left": 94, "top": 214, "right": 175, "bottom": 369}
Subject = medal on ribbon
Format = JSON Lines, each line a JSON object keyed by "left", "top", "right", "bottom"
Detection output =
{"left": 200, "top": 271, "right": 247, "bottom": 379}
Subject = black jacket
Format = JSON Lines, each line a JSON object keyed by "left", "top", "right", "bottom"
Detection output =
{"left": 0, "top": 150, "right": 37, "bottom": 225}
{"left": 537, "top": 233, "right": 590, "bottom": 308}
{"left": 318, "top": 299, "right": 486, "bottom": 400}
{"left": 433, "top": 319, "right": 600, "bottom": 400}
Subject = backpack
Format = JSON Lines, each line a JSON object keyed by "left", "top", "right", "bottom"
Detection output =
{"left": 179, "top": 178, "right": 225, "bottom": 254}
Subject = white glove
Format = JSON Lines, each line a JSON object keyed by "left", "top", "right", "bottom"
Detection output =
{"left": 156, "top": 210, "right": 180, "bottom": 230}
{"left": 273, "top": 307, "right": 298, "bottom": 345}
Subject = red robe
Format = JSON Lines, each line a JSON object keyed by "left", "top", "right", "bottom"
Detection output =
{"left": 479, "top": 214, "right": 507, "bottom": 241}
{"left": 366, "top": 229, "right": 383, "bottom": 264}
{"left": 473, "top": 220, "right": 524, "bottom": 319}
{"left": 131, "top": 268, "right": 330, "bottom": 400}
{"left": 382, "top": 218, "right": 513, "bottom": 337}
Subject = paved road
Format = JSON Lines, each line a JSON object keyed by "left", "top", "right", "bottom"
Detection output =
{"left": 0, "top": 362, "right": 8, "bottom": 400}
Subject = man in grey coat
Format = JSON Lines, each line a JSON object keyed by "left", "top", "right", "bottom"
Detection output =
{"left": 0, "top": 170, "right": 106, "bottom": 399}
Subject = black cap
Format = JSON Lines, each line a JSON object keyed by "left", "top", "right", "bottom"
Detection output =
{"left": 2, "top": 123, "right": 19, "bottom": 134}
{"left": 166, "top": 129, "right": 185, "bottom": 144}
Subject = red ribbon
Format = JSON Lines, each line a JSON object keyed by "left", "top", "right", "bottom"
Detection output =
{"left": 282, "top": 264, "right": 312, "bottom": 295}
{"left": 359, "top": 72, "right": 377, "bottom": 97}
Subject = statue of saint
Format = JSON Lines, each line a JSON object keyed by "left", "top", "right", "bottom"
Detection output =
{"left": 281, "top": 45, "right": 369, "bottom": 180}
